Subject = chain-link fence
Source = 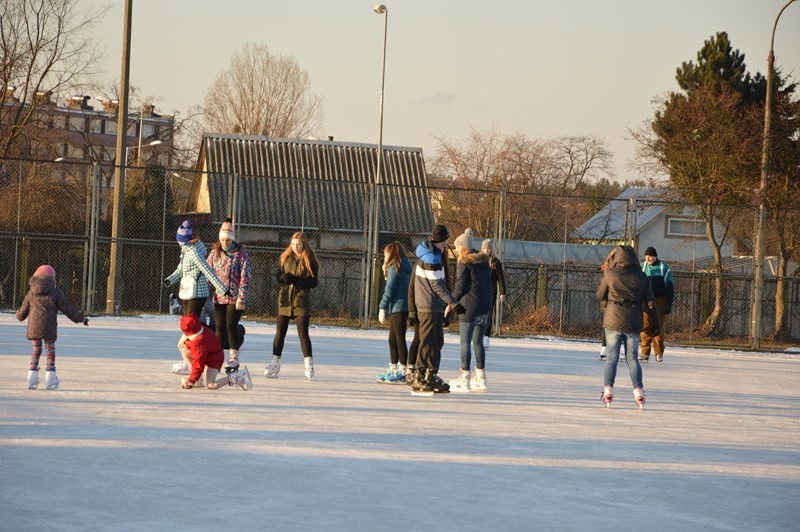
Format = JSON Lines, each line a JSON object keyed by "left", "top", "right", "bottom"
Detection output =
{"left": 1, "top": 157, "right": 798, "bottom": 350}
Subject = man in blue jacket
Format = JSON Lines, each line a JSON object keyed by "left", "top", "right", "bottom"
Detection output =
{"left": 409, "top": 224, "right": 461, "bottom": 394}
{"left": 640, "top": 247, "right": 674, "bottom": 363}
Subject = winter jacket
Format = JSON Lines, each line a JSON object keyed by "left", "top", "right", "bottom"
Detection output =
{"left": 453, "top": 251, "right": 492, "bottom": 323}
{"left": 489, "top": 256, "right": 506, "bottom": 302}
{"left": 183, "top": 324, "right": 225, "bottom": 383}
{"left": 276, "top": 255, "right": 319, "bottom": 317}
{"left": 16, "top": 276, "right": 85, "bottom": 341}
{"left": 413, "top": 240, "right": 457, "bottom": 314}
{"left": 642, "top": 259, "right": 674, "bottom": 302}
{"left": 207, "top": 243, "right": 253, "bottom": 306}
{"left": 379, "top": 256, "right": 412, "bottom": 314}
{"left": 165, "top": 241, "right": 227, "bottom": 300}
{"left": 597, "top": 245, "right": 659, "bottom": 333}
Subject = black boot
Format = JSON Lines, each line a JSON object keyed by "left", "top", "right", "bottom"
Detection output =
{"left": 414, "top": 369, "right": 434, "bottom": 392}
{"left": 429, "top": 370, "right": 450, "bottom": 394}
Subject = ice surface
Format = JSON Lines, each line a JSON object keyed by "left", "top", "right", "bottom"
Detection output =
{"left": 1, "top": 313, "right": 798, "bottom": 531}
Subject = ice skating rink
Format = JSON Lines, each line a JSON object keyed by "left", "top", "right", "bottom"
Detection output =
{"left": 0, "top": 313, "right": 797, "bottom": 531}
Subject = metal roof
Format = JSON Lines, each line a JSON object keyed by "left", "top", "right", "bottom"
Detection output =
{"left": 572, "top": 187, "right": 667, "bottom": 241}
{"left": 194, "top": 134, "right": 434, "bottom": 234}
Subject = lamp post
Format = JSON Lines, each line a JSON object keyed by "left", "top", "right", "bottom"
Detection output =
{"left": 362, "top": 3, "right": 389, "bottom": 328}
{"left": 126, "top": 139, "right": 163, "bottom": 166}
{"left": 752, "top": 0, "right": 796, "bottom": 350}
{"left": 106, "top": 0, "right": 133, "bottom": 315}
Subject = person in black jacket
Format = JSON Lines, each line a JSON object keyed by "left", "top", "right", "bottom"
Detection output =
{"left": 481, "top": 239, "right": 506, "bottom": 348}
{"left": 409, "top": 224, "right": 460, "bottom": 394}
{"left": 596, "top": 245, "right": 659, "bottom": 408}
{"left": 449, "top": 229, "right": 492, "bottom": 392}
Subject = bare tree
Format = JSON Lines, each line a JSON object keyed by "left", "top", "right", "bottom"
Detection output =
{"left": 203, "top": 43, "right": 324, "bottom": 138}
{"left": 429, "top": 128, "right": 615, "bottom": 241}
{"left": 0, "top": 0, "right": 107, "bottom": 160}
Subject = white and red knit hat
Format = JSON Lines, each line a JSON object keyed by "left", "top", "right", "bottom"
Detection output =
{"left": 34, "top": 265, "right": 56, "bottom": 278}
{"left": 219, "top": 218, "right": 235, "bottom": 241}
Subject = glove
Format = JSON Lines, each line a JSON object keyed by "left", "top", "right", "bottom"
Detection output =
{"left": 664, "top": 302, "right": 672, "bottom": 315}
{"left": 278, "top": 273, "right": 289, "bottom": 284}
{"left": 378, "top": 309, "right": 388, "bottom": 324}
{"left": 82, "top": 318, "right": 89, "bottom": 326}
{"left": 163, "top": 278, "right": 170, "bottom": 287}
{"left": 453, "top": 303, "right": 466, "bottom": 315}
{"left": 408, "top": 313, "right": 419, "bottom": 326}
{"left": 285, "top": 273, "right": 299, "bottom": 285}
{"left": 236, "top": 299, "right": 245, "bottom": 311}
{"left": 181, "top": 378, "right": 195, "bottom": 389}
{"left": 223, "top": 287, "right": 232, "bottom": 297}
{"left": 652, "top": 325, "right": 660, "bottom": 337}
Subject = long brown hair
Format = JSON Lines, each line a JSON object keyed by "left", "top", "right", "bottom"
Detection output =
{"left": 382, "top": 241, "right": 406, "bottom": 278}
{"left": 280, "top": 232, "right": 319, "bottom": 277}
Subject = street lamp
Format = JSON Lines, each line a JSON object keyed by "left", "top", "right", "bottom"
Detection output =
{"left": 363, "top": 3, "right": 389, "bottom": 328}
{"left": 126, "top": 139, "right": 162, "bottom": 166}
{"left": 751, "top": 0, "right": 796, "bottom": 350}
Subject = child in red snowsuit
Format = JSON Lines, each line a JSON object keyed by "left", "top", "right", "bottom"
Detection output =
{"left": 178, "top": 315, "right": 251, "bottom": 391}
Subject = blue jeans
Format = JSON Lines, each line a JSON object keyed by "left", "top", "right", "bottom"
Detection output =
{"left": 459, "top": 317, "right": 487, "bottom": 370}
{"left": 603, "top": 329, "right": 643, "bottom": 389}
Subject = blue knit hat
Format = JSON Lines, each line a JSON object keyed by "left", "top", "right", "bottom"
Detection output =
{"left": 176, "top": 220, "right": 193, "bottom": 243}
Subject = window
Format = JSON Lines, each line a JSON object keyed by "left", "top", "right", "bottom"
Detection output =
{"left": 141, "top": 123, "right": 155, "bottom": 138}
{"left": 69, "top": 116, "right": 85, "bottom": 132}
{"left": 89, "top": 118, "right": 103, "bottom": 133}
{"left": 66, "top": 144, "right": 84, "bottom": 159}
{"left": 667, "top": 217, "right": 705, "bottom": 237}
{"left": 127, "top": 121, "right": 136, "bottom": 137}
{"left": 106, "top": 120, "right": 118, "bottom": 135}
{"left": 53, "top": 115, "right": 66, "bottom": 129}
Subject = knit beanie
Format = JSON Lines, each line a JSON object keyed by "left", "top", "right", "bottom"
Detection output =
{"left": 34, "top": 265, "right": 56, "bottom": 278}
{"left": 644, "top": 246, "right": 657, "bottom": 257}
{"left": 219, "top": 218, "right": 235, "bottom": 241}
{"left": 431, "top": 224, "right": 450, "bottom": 244}
{"left": 481, "top": 239, "right": 494, "bottom": 253}
{"left": 176, "top": 220, "right": 193, "bottom": 243}
{"left": 454, "top": 228, "right": 474, "bottom": 252}
{"left": 180, "top": 314, "right": 202, "bottom": 335}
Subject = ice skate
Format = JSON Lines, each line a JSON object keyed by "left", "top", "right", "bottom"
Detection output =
{"left": 633, "top": 387, "right": 646, "bottom": 409}
{"left": 230, "top": 366, "right": 252, "bottom": 391}
{"left": 224, "top": 349, "right": 240, "bottom": 374}
{"left": 411, "top": 369, "right": 434, "bottom": 396}
{"left": 264, "top": 356, "right": 281, "bottom": 379}
{"left": 655, "top": 353, "right": 663, "bottom": 364}
{"left": 601, "top": 386, "right": 614, "bottom": 408}
{"left": 385, "top": 364, "right": 405, "bottom": 383}
{"left": 470, "top": 369, "right": 487, "bottom": 392}
{"left": 405, "top": 367, "right": 416, "bottom": 386}
{"left": 429, "top": 370, "right": 450, "bottom": 394}
{"left": 27, "top": 369, "right": 40, "bottom": 390}
{"left": 599, "top": 345, "right": 607, "bottom": 361}
{"left": 304, "top": 357, "right": 315, "bottom": 381}
{"left": 483, "top": 335, "right": 490, "bottom": 349}
{"left": 449, "top": 369, "right": 471, "bottom": 393}
{"left": 172, "top": 360, "right": 190, "bottom": 375}
{"left": 45, "top": 370, "right": 60, "bottom": 391}
{"left": 376, "top": 363, "right": 396, "bottom": 383}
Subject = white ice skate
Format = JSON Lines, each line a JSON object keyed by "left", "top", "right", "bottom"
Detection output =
{"left": 449, "top": 369, "right": 471, "bottom": 393}
{"left": 470, "top": 369, "right": 487, "bottom": 392}
{"left": 172, "top": 360, "right": 190, "bottom": 375}
{"left": 27, "top": 369, "right": 40, "bottom": 390}
{"left": 304, "top": 357, "right": 315, "bottom": 381}
{"left": 230, "top": 366, "right": 252, "bottom": 391}
{"left": 264, "top": 356, "right": 281, "bottom": 378}
{"left": 601, "top": 386, "right": 614, "bottom": 408}
{"left": 45, "top": 370, "right": 60, "bottom": 390}
{"left": 633, "top": 387, "right": 646, "bottom": 409}
{"left": 223, "top": 350, "right": 240, "bottom": 373}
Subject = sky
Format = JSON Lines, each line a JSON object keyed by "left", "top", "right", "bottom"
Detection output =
{"left": 1, "top": 313, "right": 798, "bottom": 531}
{"left": 77, "top": 0, "right": 800, "bottom": 182}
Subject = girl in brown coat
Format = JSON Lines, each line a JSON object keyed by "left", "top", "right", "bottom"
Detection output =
{"left": 17, "top": 265, "right": 88, "bottom": 390}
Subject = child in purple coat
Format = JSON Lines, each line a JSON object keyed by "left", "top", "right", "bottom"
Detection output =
{"left": 17, "top": 265, "right": 88, "bottom": 390}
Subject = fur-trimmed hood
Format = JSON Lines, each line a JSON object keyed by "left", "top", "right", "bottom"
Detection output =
{"left": 459, "top": 250, "right": 490, "bottom": 266}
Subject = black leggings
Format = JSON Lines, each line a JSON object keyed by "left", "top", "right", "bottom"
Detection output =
{"left": 387, "top": 311, "right": 409, "bottom": 365}
{"left": 183, "top": 297, "right": 207, "bottom": 317}
{"left": 273, "top": 314, "right": 312, "bottom": 359}
{"left": 214, "top": 303, "right": 244, "bottom": 350}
